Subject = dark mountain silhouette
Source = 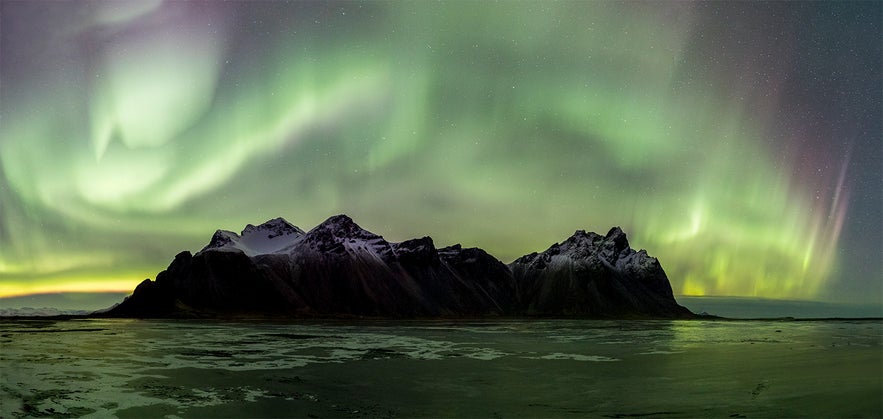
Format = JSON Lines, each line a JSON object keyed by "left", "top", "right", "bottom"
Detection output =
{"left": 103, "top": 215, "right": 692, "bottom": 319}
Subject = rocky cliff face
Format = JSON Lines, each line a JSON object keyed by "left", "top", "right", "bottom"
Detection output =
{"left": 511, "top": 227, "right": 689, "bottom": 318}
{"left": 105, "top": 215, "right": 691, "bottom": 319}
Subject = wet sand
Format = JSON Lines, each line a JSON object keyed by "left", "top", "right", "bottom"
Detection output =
{"left": 2, "top": 319, "right": 880, "bottom": 417}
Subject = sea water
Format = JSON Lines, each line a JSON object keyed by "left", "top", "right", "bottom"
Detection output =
{"left": 1, "top": 318, "right": 880, "bottom": 418}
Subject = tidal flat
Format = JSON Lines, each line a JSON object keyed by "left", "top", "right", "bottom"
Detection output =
{"left": 1, "top": 318, "right": 880, "bottom": 418}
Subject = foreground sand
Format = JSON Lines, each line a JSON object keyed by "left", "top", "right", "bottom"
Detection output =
{"left": 2, "top": 318, "right": 880, "bottom": 417}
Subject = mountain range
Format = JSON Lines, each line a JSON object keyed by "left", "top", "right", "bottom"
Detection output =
{"left": 104, "top": 215, "right": 692, "bottom": 319}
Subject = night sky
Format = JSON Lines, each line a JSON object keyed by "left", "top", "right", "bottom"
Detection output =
{"left": 1, "top": 1, "right": 880, "bottom": 306}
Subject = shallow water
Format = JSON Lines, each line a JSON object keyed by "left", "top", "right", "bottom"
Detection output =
{"left": 1, "top": 318, "right": 880, "bottom": 418}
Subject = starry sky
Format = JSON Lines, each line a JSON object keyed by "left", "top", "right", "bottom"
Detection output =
{"left": 1, "top": 1, "right": 880, "bottom": 307}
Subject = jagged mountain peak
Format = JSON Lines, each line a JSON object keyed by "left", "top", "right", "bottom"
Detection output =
{"left": 201, "top": 230, "right": 241, "bottom": 252}
{"left": 241, "top": 217, "right": 305, "bottom": 238}
{"left": 511, "top": 226, "right": 634, "bottom": 269}
{"left": 307, "top": 214, "right": 380, "bottom": 240}
{"left": 316, "top": 214, "right": 357, "bottom": 229}
{"left": 566, "top": 229, "right": 603, "bottom": 245}
{"left": 296, "top": 214, "right": 394, "bottom": 257}
{"left": 553, "top": 226, "right": 630, "bottom": 254}
{"left": 395, "top": 236, "right": 436, "bottom": 251}
{"left": 392, "top": 236, "right": 439, "bottom": 263}
{"left": 604, "top": 226, "right": 629, "bottom": 252}
{"left": 199, "top": 218, "right": 305, "bottom": 256}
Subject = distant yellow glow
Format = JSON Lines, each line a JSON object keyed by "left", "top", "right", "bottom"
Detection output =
{"left": 0, "top": 277, "right": 141, "bottom": 299}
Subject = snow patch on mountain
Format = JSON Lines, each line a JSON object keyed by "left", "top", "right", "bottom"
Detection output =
{"left": 199, "top": 217, "right": 305, "bottom": 256}
{"left": 289, "top": 214, "right": 398, "bottom": 259}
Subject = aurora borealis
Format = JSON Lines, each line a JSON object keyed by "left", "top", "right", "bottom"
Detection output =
{"left": 0, "top": 1, "right": 880, "bottom": 306}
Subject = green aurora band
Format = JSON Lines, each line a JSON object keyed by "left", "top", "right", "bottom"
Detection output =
{"left": 0, "top": 1, "right": 879, "bottom": 303}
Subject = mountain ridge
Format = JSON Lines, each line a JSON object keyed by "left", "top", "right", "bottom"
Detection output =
{"left": 104, "top": 215, "right": 693, "bottom": 319}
